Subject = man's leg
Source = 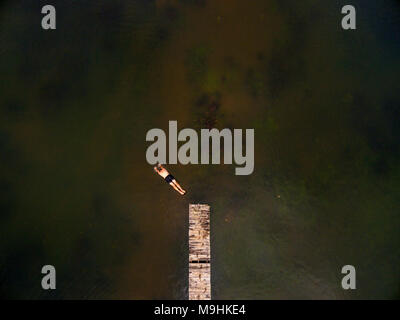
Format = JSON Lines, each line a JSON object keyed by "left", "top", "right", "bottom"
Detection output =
{"left": 172, "top": 180, "right": 186, "bottom": 194}
{"left": 169, "top": 182, "right": 185, "bottom": 195}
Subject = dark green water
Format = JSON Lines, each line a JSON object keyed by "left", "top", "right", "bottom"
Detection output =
{"left": 0, "top": 0, "right": 399, "bottom": 299}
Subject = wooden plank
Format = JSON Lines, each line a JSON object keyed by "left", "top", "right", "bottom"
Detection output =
{"left": 189, "top": 204, "right": 211, "bottom": 300}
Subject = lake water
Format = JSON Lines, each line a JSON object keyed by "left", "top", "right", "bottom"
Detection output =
{"left": 0, "top": 0, "right": 399, "bottom": 299}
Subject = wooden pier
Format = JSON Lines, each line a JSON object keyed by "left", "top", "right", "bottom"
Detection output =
{"left": 189, "top": 204, "right": 211, "bottom": 300}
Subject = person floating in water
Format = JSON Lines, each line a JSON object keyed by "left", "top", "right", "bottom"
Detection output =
{"left": 154, "top": 164, "right": 186, "bottom": 195}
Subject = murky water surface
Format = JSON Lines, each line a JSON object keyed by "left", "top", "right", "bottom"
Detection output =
{"left": 0, "top": 0, "right": 399, "bottom": 299}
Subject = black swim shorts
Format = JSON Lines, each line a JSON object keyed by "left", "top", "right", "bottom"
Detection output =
{"left": 165, "top": 174, "right": 174, "bottom": 183}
